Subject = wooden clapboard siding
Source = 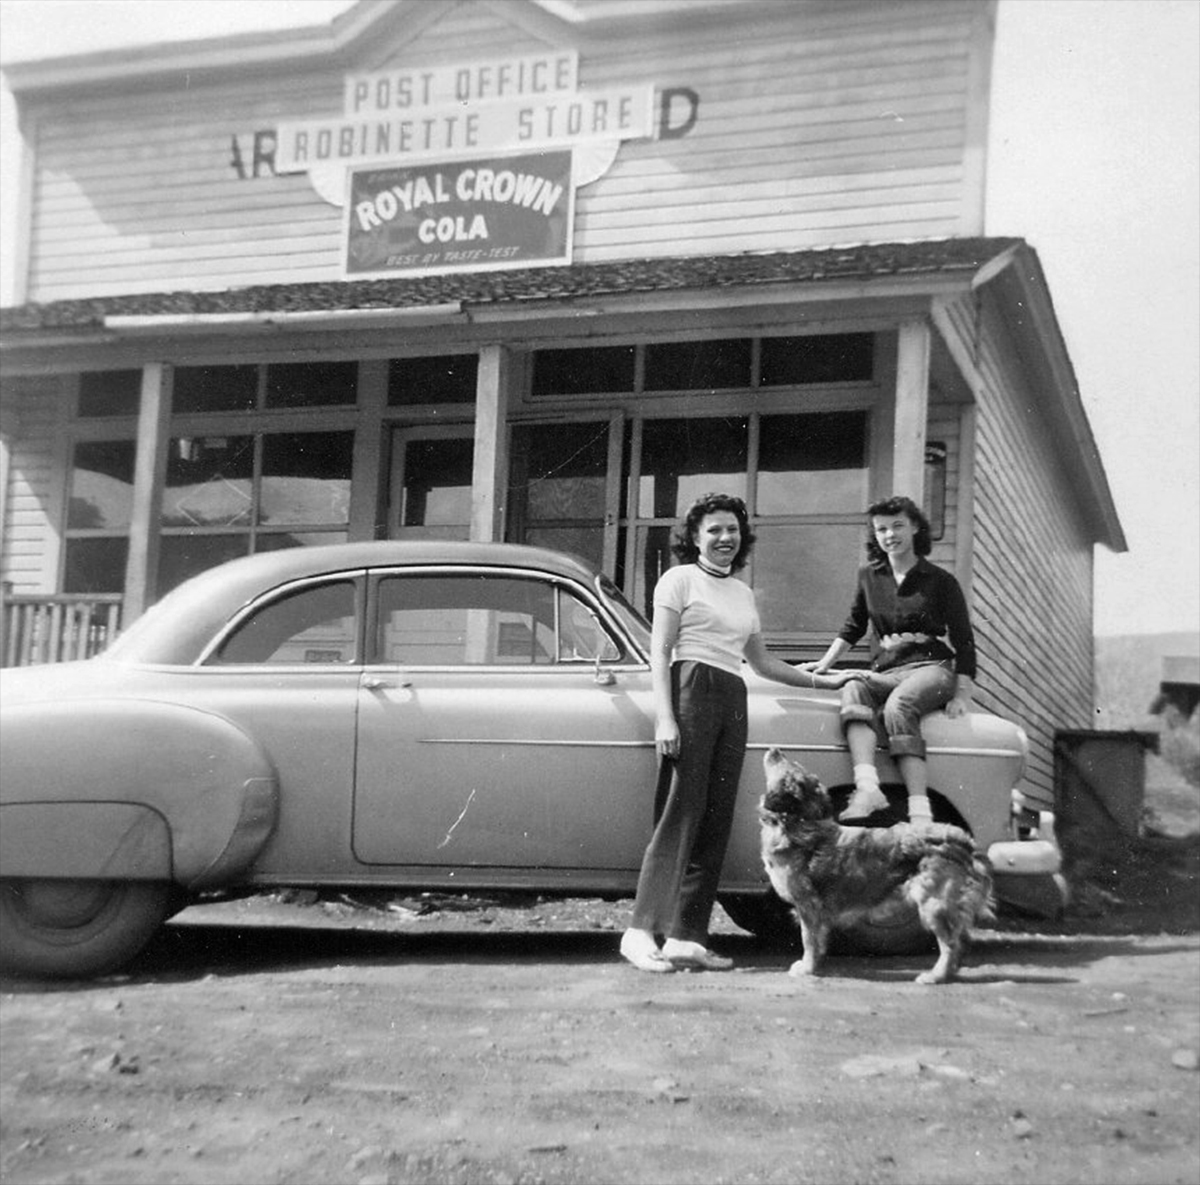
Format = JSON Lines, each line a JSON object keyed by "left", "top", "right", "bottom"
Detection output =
{"left": 937, "top": 292, "right": 1095, "bottom": 806}
{"left": 19, "top": 0, "right": 990, "bottom": 301}
{"left": 0, "top": 376, "right": 71, "bottom": 593}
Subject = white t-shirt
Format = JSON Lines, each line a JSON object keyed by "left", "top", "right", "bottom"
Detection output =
{"left": 652, "top": 563, "right": 761, "bottom": 677}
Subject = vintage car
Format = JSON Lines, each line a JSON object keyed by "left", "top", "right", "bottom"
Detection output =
{"left": 0, "top": 541, "right": 1062, "bottom": 977}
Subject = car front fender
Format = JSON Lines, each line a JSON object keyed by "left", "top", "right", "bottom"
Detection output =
{"left": 0, "top": 699, "right": 279, "bottom": 891}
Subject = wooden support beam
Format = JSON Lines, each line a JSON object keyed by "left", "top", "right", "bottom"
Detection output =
{"left": 471, "top": 345, "right": 512, "bottom": 542}
{"left": 122, "top": 363, "right": 172, "bottom": 623}
{"left": 892, "top": 319, "right": 931, "bottom": 504}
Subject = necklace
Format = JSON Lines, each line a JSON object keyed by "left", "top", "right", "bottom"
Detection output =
{"left": 697, "top": 558, "right": 732, "bottom": 578}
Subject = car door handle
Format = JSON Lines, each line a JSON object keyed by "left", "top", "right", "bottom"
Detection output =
{"left": 362, "top": 676, "right": 413, "bottom": 691}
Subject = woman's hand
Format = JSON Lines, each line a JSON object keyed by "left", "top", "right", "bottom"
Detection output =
{"left": 944, "top": 694, "right": 972, "bottom": 719}
{"left": 656, "top": 719, "right": 681, "bottom": 759}
{"left": 808, "top": 668, "right": 860, "bottom": 690}
{"left": 796, "top": 659, "right": 827, "bottom": 673}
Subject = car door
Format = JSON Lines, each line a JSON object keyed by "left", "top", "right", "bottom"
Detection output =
{"left": 352, "top": 566, "right": 657, "bottom": 872}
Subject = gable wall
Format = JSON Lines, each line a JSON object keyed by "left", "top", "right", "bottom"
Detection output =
{"left": 937, "top": 291, "right": 1095, "bottom": 806}
{"left": 18, "top": 0, "right": 990, "bottom": 301}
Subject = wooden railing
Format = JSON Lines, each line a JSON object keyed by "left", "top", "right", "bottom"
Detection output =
{"left": 1, "top": 593, "right": 124, "bottom": 667}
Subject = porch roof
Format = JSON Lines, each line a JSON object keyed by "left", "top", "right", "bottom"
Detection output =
{"left": 1, "top": 238, "right": 1020, "bottom": 332}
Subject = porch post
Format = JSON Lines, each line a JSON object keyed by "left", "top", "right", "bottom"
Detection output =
{"left": 122, "top": 363, "right": 172, "bottom": 623}
{"left": 892, "top": 319, "right": 931, "bottom": 504}
{"left": 471, "top": 344, "right": 512, "bottom": 542}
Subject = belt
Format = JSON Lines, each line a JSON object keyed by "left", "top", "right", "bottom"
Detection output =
{"left": 878, "top": 632, "right": 933, "bottom": 651}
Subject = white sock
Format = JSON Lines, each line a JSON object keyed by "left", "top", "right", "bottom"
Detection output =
{"left": 908, "top": 796, "right": 932, "bottom": 823}
{"left": 853, "top": 764, "right": 881, "bottom": 792}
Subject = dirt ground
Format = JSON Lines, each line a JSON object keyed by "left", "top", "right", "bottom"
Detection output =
{"left": 2, "top": 826, "right": 1198, "bottom": 1185}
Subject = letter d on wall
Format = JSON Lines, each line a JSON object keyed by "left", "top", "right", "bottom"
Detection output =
{"left": 658, "top": 88, "right": 699, "bottom": 140}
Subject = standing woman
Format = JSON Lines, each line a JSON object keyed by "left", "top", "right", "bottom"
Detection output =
{"left": 620, "top": 493, "right": 854, "bottom": 973}
{"left": 801, "top": 495, "right": 977, "bottom": 827}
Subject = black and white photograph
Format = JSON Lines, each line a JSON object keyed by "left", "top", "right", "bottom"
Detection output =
{"left": 1, "top": 2, "right": 1197, "bottom": 1182}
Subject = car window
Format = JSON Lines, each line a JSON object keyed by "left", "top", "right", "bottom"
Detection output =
{"left": 375, "top": 574, "right": 620, "bottom": 666}
{"left": 208, "top": 579, "right": 358, "bottom": 665}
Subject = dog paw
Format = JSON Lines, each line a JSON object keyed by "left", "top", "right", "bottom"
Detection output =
{"left": 787, "top": 960, "right": 816, "bottom": 978}
{"left": 915, "top": 970, "right": 950, "bottom": 985}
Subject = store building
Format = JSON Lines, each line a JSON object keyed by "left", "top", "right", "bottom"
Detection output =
{"left": 0, "top": 0, "right": 1125, "bottom": 806}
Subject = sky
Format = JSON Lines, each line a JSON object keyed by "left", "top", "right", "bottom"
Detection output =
{"left": 0, "top": 0, "right": 1197, "bottom": 639}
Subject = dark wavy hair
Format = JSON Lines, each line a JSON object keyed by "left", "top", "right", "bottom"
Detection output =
{"left": 672, "top": 492, "right": 756, "bottom": 572}
{"left": 864, "top": 495, "right": 933, "bottom": 565}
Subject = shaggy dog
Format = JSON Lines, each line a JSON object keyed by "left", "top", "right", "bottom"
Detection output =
{"left": 758, "top": 747, "right": 994, "bottom": 984}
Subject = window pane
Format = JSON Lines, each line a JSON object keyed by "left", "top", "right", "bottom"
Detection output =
{"left": 760, "top": 334, "right": 874, "bottom": 385}
{"left": 630, "top": 525, "right": 674, "bottom": 620}
{"left": 69, "top": 440, "right": 136, "bottom": 529}
{"left": 265, "top": 361, "right": 357, "bottom": 408}
{"left": 757, "top": 412, "right": 869, "bottom": 514}
{"left": 173, "top": 365, "right": 259, "bottom": 413}
{"left": 511, "top": 422, "right": 609, "bottom": 521}
{"left": 388, "top": 355, "right": 478, "bottom": 404}
{"left": 638, "top": 417, "right": 747, "bottom": 517}
{"left": 157, "top": 534, "right": 250, "bottom": 597}
{"left": 260, "top": 432, "right": 353, "bottom": 526}
{"left": 255, "top": 531, "right": 349, "bottom": 552}
{"left": 163, "top": 436, "right": 254, "bottom": 528}
{"left": 531, "top": 346, "right": 635, "bottom": 396}
{"left": 211, "top": 580, "right": 357, "bottom": 665}
{"left": 79, "top": 370, "right": 141, "bottom": 417}
{"left": 644, "top": 338, "right": 751, "bottom": 391}
{"left": 401, "top": 437, "right": 474, "bottom": 528}
{"left": 557, "top": 589, "right": 621, "bottom": 662}
{"left": 523, "top": 526, "right": 604, "bottom": 572}
{"left": 62, "top": 537, "right": 129, "bottom": 594}
{"left": 376, "top": 574, "right": 556, "bottom": 665}
{"left": 751, "top": 523, "right": 864, "bottom": 636}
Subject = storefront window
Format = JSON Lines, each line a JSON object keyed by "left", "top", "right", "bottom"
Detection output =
{"left": 260, "top": 432, "right": 353, "bottom": 526}
{"left": 265, "top": 361, "right": 357, "bottom": 409}
{"left": 643, "top": 338, "right": 751, "bottom": 391}
{"left": 163, "top": 436, "right": 255, "bottom": 528}
{"left": 159, "top": 431, "right": 353, "bottom": 594}
{"left": 68, "top": 440, "right": 136, "bottom": 530}
{"left": 388, "top": 354, "right": 478, "bottom": 404}
{"left": 173, "top": 365, "right": 259, "bottom": 414}
{"left": 157, "top": 535, "right": 250, "bottom": 597}
{"left": 531, "top": 346, "right": 636, "bottom": 396}
{"left": 508, "top": 422, "right": 611, "bottom": 571}
{"left": 751, "top": 523, "right": 864, "bottom": 637}
{"left": 759, "top": 334, "right": 874, "bottom": 385}
{"left": 637, "top": 417, "right": 748, "bottom": 517}
{"left": 78, "top": 370, "right": 141, "bottom": 418}
{"left": 756, "top": 411, "right": 869, "bottom": 514}
{"left": 63, "top": 537, "right": 130, "bottom": 594}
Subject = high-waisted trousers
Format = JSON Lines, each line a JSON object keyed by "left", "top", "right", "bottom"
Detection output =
{"left": 630, "top": 660, "right": 747, "bottom": 945}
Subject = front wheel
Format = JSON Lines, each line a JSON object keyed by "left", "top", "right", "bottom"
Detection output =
{"left": 0, "top": 879, "right": 172, "bottom": 979}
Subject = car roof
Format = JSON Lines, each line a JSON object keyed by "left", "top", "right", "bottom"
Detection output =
{"left": 104, "top": 540, "right": 604, "bottom": 666}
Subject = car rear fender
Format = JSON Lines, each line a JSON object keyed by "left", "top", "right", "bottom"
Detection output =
{"left": 0, "top": 699, "right": 279, "bottom": 891}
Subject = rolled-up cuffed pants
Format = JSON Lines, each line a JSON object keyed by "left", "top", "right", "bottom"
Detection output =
{"left": 839, "top": 659, "right": 956, "bottom": 760}
{"left": 630, "top": 661, "right": 747, "bottom": 945}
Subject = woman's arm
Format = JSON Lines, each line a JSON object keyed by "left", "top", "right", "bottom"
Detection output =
{"left": 945, "top": 673, "right": 975, "bottom": 718}
{"left": 650, "top": 605, "right": 682, "bottom": 758}
{"left": 744, "top": 634, "right": 856, "bottom": 690}
{"left": 797, "top": 636, "right": 853, "bottom": 673}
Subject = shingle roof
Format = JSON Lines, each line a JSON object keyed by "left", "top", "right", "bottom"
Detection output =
{"left": 0, "top": 237, "right": 1024, "bottom": 333}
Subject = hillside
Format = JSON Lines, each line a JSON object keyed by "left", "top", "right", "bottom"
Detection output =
{"left": 1094, "top": 630, "right": 1199, "bottom": 729}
